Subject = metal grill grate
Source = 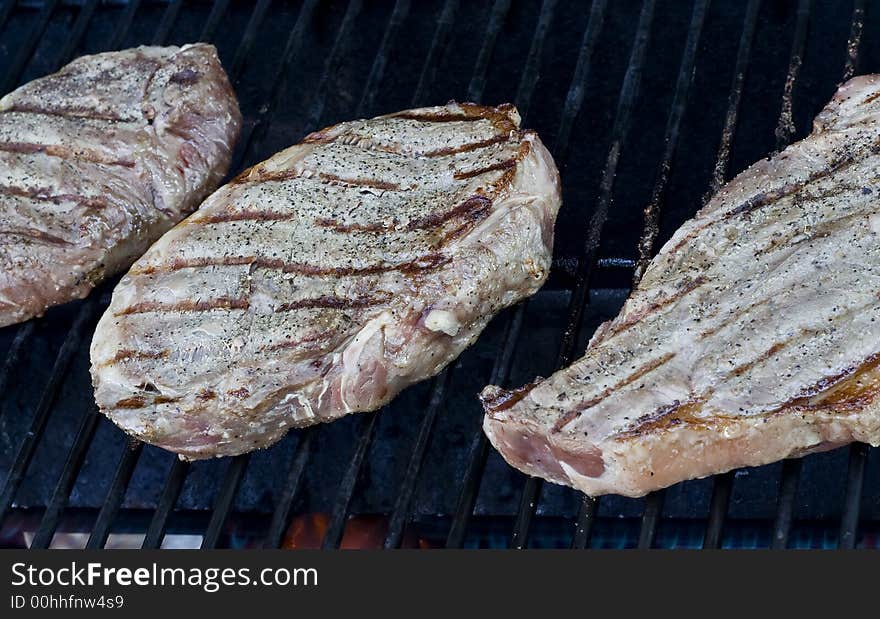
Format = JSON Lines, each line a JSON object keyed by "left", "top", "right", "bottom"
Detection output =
{"left": 0, "top": 0, "right": 877, "bottom": 550}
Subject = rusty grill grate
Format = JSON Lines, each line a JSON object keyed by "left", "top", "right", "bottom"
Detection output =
{"left": 0, "top": 0, "right": 877, "bottom": 549}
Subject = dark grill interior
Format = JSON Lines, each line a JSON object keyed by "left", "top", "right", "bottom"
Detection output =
{"left": 0, "top": 0, "right": 878, "bottom": 549}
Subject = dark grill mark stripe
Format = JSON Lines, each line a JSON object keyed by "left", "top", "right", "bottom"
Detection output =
{"left": 233, "top": 167, "right": 403, "bottom": 191}
{"left": 453, "top": 157, "right": 518, "bottom": 180}
{"left": 132, "top": 253, "right": 450, "bottom": 277}
{"left": 0, "top": 183, "right": 110, "bottom": 209}
{"left": 0, "top": 141, "right": 136, "bottom": 167}
{"left": 602, "top": 277, "right": 707, "bottom": 341}
{"left": 110, "top": 349, "right": 170, "bottom": 363}
{"left": 422, "top": 134, "right": 511, "bottom": 157}
{"left": 275, "top": 294, "right": 391, "bottom": 312}
{"left": 314, "top": 195, "right": 492, "bottom": 233}
{"left": 0, "top": 227, "right": 72, "bottom": 246}
{"left": 116, "top": 296, "right": 249, "bottom": 316}
{"left": 194, "top": 209, "right": 297, "bottom": 225}
{"left": 553, "top": 353, "right": 677, "bottom": 433}
{"left": 2, "top": 103, "right": 133, "bottom": 123}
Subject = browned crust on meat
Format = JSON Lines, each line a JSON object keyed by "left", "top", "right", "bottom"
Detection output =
{"left": 2, "top": 103, "right": 131, "bottom": 123}
{"left": 314, "top": 195, "right": 493, "bottom": 233}
{"left": 615, "top": 350, "right": 880, "bottom": 441}
{"left": 601, "top": 277, "right": 707, "bottom": 341}
{"left": 453, "top": 158, "right": 518, "bottom": 180}
{"left": 0, "top": 227, "right": 72, "bottom": 246}
{"left": 481, "top": 380, "right": 543, "bottom": 415}
{"left": 275, "top": 294, "right": 391, "bottom": 312}
{"left": 0, "top": 183, "right": 110, "bottom": 209}
{"left": 116, "top": 297, "right": 250, "bottom": 316}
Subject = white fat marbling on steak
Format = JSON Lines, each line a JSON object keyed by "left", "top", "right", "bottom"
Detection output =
{"left": 482, "top": 74, "right": 880, "bottom": 498}
{"left": 91, "top": 102, "right": 561, "bottom": 459}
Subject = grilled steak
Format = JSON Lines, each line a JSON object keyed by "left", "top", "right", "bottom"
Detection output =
{"left": 482, "top": 75, "right": 880, "bottom": 498}
{"left": 0, "top": 44, "right": 241, "bottom": 327}
{"left": 90, "top": 103, "right": 561, "bottom": 459}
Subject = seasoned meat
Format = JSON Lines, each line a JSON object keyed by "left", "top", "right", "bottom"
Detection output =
{"left": 91, "top": 103, "right": 561, "bottom": 459}
{"left": 0, "top": 44, "right": 241, "bottom": 327}
{"left": 482, "top": 75, "right": 880, "bottom": 498}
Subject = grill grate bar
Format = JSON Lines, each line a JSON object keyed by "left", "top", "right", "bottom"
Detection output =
{"left": 305, "top": 0, "right": 364, "bottom": 128}
{"left": 383, "top": 370, "right": 452, "bottom": 549}
{"left": 0, "top": 299, "right": 98, "bottom": 524}
{"left": 201, "top": 453, "right": 251, "bottom": 549}
{"left": 511, "top": 0, "right": 656, "bottom": 549}
{"left": 706, "top": 0, "right": 761, "bottom": 199}
{"left": 319, "top": 0, "right": 515, "bottom": 550}
{"left": 632, "top": 0, "right": 709, "bottom": 547}
{"left": 771, "top": 458, "right": 802, "bottom": 549}
{"left": 512, "top": 0, "right": 557, "bottom": 122}
{"left": 0, "top": 0, "right": 59, "bottom": 94}
{"left": 230, "top": 0, "right": 317, "bottom": 172}
{"left": 702, "top": 470, "right": 734, "bottom": 548}
{"left": 30, "top": 407, "right": 101, "bottom": 548}
{"left": 839, "top": 443, "right": 869, "bottom": 549}
{"left": 141, "top": 459, "right": 190, "bottom": 549}
{"left": 152, "top": 0, "right": 183, "bottom": 46}
{"left": 570, "top": 492, "right": 599, "bottom": 548}
{"left": 108, "top": 0, "right": 141, "bottom": 51}
{"left": 321, "top": 414, "right": 379, "bottom": 549}
{"left": 465, "top": 0, "right": 511, "bottom": 103}
{"left": 698, "top": 0, "right": 762, "bottom": 538}
{"left": 228, "top": 0, "right": 273, "bottom": 83}
{"left": 410, "top": 0, "right": 459, "bottom": 107}
{"left": 55, "top": 0, "right": 98, "bottom": 67}
{"left": 445, "top": 305, "right": 525, "bottom": 547}
{"left": 357, "top": 0, "right": 410, "bottom": 116}
{"left": 0, "top": 322, "right": 35, "bottom": 420}
{"left": 263, "top": 0, "right": 409, "bottom": 549}
{"left": 86, "top": 440, "right": 144, "bottom": 550}
{"left": 263, "top": 428, "right": 318, "bottom": 548}
{"left": 450, "top": 0, "right": 607, "bottom": 549}
{"left": 199, "top": 0, "right": 231, "bottom": 42}
{"left": 835, "top": 0, "right": 869, "bottom": 551}
{"left": 0, "top": 0, "right": 14, "bottom": 33}
{"left": 637, "top": 489, "right": 665, "bottom": 549}
{"left": 552, "top": 0, "right": 607, "bottom": 160}
{"left": 768, "top": 0, "right": 815, "bottom": 542}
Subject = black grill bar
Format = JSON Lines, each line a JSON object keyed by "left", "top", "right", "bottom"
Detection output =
{"left": 357, "top": 0, "right": 410, "bottom": 116}
{"left": 152, "top": 0, "right": 184, "bottom": 46}
{"left": 86, "top": 440, "right": 144, "bottom": 550}
{"left": 842, "top": 0, "right": 866, "bottom": 81}
{"left": 637, "top": 489, "right": 665, "bottom": 549}
{"left": 629, "top": 0, "right": 708, "bottom": 549}
{"left": 839, "top": 442, "right": 869, "bottom": 549}
{"left": 199, "top": 0, "right": 230, "bottom": 42}
{"left": 201, "top": 453, "right": 251, "bottom": 549}
{"left": 510, "top": 0, "right": 656, "bottom": 550}
{"left": 305, "top": 0, "right": 363, "bottom": 128}
{"left": 449, "top": 0, "right": 607, "bottom": 549}
{"left": 511, "top": 0, "right": 557, "bottom": 123}
{"left": 142, "top": 459, "right": 190, "bottom": 549}
{"left": 773, "top": 0, "right": 811, "bottom": 152}
{"left": 411, "top": 0, "right": 459, "bottom": 107}
{"left": 383, "top": 370, "right": 452, "bottom": 549}
{"left": 262, "top": 0, "right": 411, "bottom": 551}
{"left": 227, "top": 0, "right": 272, "bottom": 82}
{"left": 263, "top": 428, "right": 317, "bottom": 548}
{"left": 0, "top": 0, "right": 15, "bottom": 33}
{"left": 771, "top": 458, "right": 802, "bottom": 549}
{"left": 445, "top": 305, "right": 524, "bottom": 547}
{"left": 706, "top": 0, "right": 761, "bottom": 200}
{"left": 702, "top": 471, "right": 733, "bottom": 548}
{"left": 699, "top": 0, "right": 761, "bottom": 544}
{"left": 29, "top": 406, "right": 101, "bottom": 548}
{"left": 0, "top": 299, "right": 98, "bottom": 526}
{"left": 230, "top": 0, "right": 316, "bottom": 172}
{"left": 321, "top": 414, "right": 378, "bottom": 549}
{"left": 465, "top": 0, "right": 511, "bottom": 103}
{"left": 0, "top": 322, "right": 34, "bottom": 419}
{"left": 55, "top": 0, "right": 98, "bottom": 67}
{"left": 108, "top": 0, "right": 141, "bottom": 52}
{"left": 0, "top": 0, "right": 58, "bottom": 94}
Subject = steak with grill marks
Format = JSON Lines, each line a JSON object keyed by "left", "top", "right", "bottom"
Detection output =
{"left": 0, "top": 44, "right": 241, "bottom": 327}
{"left": 90, "top": 102, "right": 561, "bottom": 459}
{"left": 481, "top": 74, "right": 880, "bottom": 498}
